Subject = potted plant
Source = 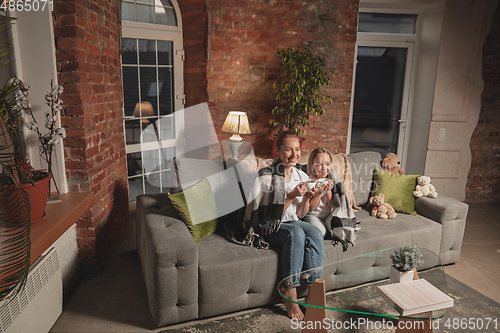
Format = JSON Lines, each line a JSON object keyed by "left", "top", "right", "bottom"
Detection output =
{"left": 389, "top": 244, "right": 424, "bottom": 283}
{"left": 0, "top": 77, "right": 54, "bottom": 222}
{"left": 0, "top": 15, "right": 66, "bottom": 301}
{"left": 270, "top": 46, "right": 334, "bottom": 138}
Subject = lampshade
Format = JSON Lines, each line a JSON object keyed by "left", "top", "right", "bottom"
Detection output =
{"left": 133, "top": 102, "right": 155, "bottom": 123}
{"left": 221, "top": 111, "right": 251, "bottom": 142}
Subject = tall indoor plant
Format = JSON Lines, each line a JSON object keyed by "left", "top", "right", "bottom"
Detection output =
{"left": 270, "top": 46, "right": 334, "bottom": 135}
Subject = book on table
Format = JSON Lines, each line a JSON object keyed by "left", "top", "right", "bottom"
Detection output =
{"left": 377, "top": 279, "right": 454, "bottom": 316}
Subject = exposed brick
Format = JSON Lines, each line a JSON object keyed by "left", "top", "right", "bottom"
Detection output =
{"left": 466, "top": 4, "right": 500, "bottom": 202}
{"left": 206, "top": 0, "right": 358, "bottom": 157}
{"left": 54, "top": 0, "right": 129, "bottom": 268}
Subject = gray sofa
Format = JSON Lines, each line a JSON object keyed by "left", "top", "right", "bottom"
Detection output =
{"left": 136, "top": 151, "right": 468, "bottom": 327}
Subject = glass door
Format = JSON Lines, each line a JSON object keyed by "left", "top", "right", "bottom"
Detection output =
{"left": 349, "top": 12, "right": 418, "bottom": 166}
{"left": 350, "top": 42, "right": 414, "bottom": 158}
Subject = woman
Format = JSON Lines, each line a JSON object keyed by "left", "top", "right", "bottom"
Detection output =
{"left": 226, "top": 130, "right": 325, "bottom": 320}
{"left": 265, "top": 131, "right": 325, "bottom": 320}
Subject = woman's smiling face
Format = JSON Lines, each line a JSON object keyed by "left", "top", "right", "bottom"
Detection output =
{"left": 278, "top": 137, "right": 301, "bottom": 167}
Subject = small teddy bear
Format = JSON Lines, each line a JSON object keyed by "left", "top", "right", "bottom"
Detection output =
{"left": 382, "top": 153, "right": 405, "bottom": 175}
{"left": 369, "top": 193, "right": 397, "bottom": 219}
{"left": 413, "top": 176, "right": 438, "bottom": 198}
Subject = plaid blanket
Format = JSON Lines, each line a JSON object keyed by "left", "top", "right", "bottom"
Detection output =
{"left": 324, "top": 169, "right": 358, "bottom": 251}
{"left": 224, "top": 161, "right": 358, "bottom": 251}
{"left": 224, "top": 159, "right": 287, "bottom": 249}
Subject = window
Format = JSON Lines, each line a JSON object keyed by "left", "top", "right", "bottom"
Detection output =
{"left": 358, "top": 13, "right": 417, "bottom": 34}
{"left": 121, "top": 0, "right": 183, "bottom": 202}
{"left": 122, "top": 0, "right": 177, "bottom": 26}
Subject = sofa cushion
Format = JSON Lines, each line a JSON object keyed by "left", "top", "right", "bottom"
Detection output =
{"left": 170, "top": 157, "right": 245, "bottom": 218}
{"left": 168, "top": 178, "right": 218, "bottom": 243}
{"left": 333, "top": 209, "right": 414, "bottom": 289}
{"left": 370, "top": 168, "right": 419, "bottom": 215}
{"left": 347, "top": 152, "right": 382, "bottom": 207}
{"left": 197, "top": 232, "right": 281, "bottom": 318}
{"left": 169, "top": 158, "right": 226, "bottom": 193}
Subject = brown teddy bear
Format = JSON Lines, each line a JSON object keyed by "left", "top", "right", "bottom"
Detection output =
{"left": 382, "top": 153, "right": 405, "bottom": 175}
{"left": 369, "top": 193, "right": 397, "bottom": 219}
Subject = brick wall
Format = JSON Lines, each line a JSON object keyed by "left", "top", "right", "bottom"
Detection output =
{"left": 53, "top": 0, "right": 129, "bottom": 268}
{"left": 206, "top": 0, "right": 359, "bottom": 159}
{"left": 178, "top": 0, "right": 208, "bottom": 108}
{"left": 466, "top": 4, "right": 500, "bottom": 202}
{"left": 49, "top": 0, "right": 359, "bottom": 267}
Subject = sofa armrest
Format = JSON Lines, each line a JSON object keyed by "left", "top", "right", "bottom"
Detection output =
{"left": 136, "top": 193, "right": 175, "bottom": 257}
{"left": 415, "top": 196, "right": 468, "bottom": 265}
{"left": 138, "top": 208, "right": 199, "bottom": 327}
{"left": 414, "top": 196, "right": 468, "bottom": 224}
{"left": 137, "top": 192, "right": 171, "bottom": 217}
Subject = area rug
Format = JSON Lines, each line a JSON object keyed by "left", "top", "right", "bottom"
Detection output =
{"left": 160, "top": 271, "right": 500, "bottom": 333}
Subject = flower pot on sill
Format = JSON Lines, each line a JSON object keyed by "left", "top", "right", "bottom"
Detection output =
{"left": 390, "top": 265, "right": 414, "bottom": 283}
{"left": 2, "top": 172, "right": 51, "bottom": 223}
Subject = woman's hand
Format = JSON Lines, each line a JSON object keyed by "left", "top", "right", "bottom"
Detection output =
{"left": 304, "top": 186, "right": 316, "bottom": 199}
{"left": 288, "top": 182, "right": 307, "bottom": 199}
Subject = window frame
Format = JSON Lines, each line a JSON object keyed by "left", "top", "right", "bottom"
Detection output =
{"left": 121, "top": 0, "right": 184, "bottom": 207}
{"left": 347, "top": 8, "right": 421, "bottom": 169}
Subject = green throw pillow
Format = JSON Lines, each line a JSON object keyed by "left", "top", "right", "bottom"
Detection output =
{"left": 370, "top": 168, "right": 420, "bottom": 215}
{"left": 168, "top": 177, "right": 218, "bottom": 243}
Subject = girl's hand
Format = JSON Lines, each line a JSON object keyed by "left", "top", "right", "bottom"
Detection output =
{"left": 321, "top": 180, "right": 334, "bottom": 192}
{"left": 312, "top": 183, "right": 323, "bottom": 196}
{"left": 288, "top": 182, "right": 307, "bottom": 199}
{"left": 304, "top": 186, "right": 316, "bottom": 199}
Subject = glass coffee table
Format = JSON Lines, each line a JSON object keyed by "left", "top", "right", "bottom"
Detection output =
{"left": 278, "top": 247, "right": 453, "bottom": 332}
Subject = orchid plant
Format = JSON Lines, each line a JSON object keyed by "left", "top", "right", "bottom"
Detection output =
{"left": 15, "top": 77, "right": 66, "bottom": 196}
{"left": 390, "top": 244, "right": 424, "bottom": 272}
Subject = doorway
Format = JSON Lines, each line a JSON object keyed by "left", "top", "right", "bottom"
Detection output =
{"left": 349, "top": 13, "right": 418, "bottom": 166}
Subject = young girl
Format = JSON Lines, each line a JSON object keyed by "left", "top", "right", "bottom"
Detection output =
{"left": 304, "top": 148, "right": 336, "bottom": 236}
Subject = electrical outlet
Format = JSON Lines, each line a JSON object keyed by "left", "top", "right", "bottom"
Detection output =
{"left": 438, "top": 128, "right": 446, "bottom": 142}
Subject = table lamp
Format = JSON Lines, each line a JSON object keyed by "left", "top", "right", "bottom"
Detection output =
{"left": 133, "top": 101, "right": 155, "bottom": 123}
{"left": 134, "top": 101, "right": 159, "bottom": 141}
{"left": 222, "top": 111, "right": 251, "bottom": 158}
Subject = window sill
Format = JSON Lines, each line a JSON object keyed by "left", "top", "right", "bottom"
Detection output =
{"left": 30, "top": 192, "right": 94, "bottom": 265}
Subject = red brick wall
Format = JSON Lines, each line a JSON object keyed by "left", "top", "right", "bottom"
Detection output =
{"left": 53, "top": 0, "right": 129, "bottom": 268}
{"left": 466, "top": 4, "right": 500, "bottom": 202}
{"left": 50, "top": 0, "right": 359, "bottom": 267}
{"left": 178, "top": 0, "right": 208, "bottom": 107}
{"left": 206, "top": 0, "right": 359, "bottom": 159}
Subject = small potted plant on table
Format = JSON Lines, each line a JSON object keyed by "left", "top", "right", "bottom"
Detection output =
{"left": 390, "top": 244, "right": 424, "bottom": 283}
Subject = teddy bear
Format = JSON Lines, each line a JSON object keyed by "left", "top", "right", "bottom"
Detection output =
{"left": 413, "top": 176, "right": 438, "bottom": 198}
{"left": 369, "top": 193, "right": 397, "bottom": 219}
{"left": 382, "top": 153, "right": 405, "bottom": 175}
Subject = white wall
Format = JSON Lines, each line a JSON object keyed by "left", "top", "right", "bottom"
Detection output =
{"left": 10, "top": 8, "right": 68, "bottom": 194}
{"left": 357, "top": 0, "right": 447, "bottom": 175}
{"left": 424, "top": 0, "right": 497, "bottom": 200}
{"left": 358, "top": 0, "right": 498, "bottom": 201}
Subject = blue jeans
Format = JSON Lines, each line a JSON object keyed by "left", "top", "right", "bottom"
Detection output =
{"left": 303, "top": 213, "right": 327, "bottom": 237}
{"left": 265, "top": 220, "right": 324, "bottom": 287}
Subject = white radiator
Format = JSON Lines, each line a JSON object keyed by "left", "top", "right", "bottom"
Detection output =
{"left": 0, "top": 248, "right": 62, "bottom": 333}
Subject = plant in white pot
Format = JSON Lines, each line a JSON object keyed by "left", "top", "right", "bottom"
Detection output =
{"left": 389, "top": 244, "right": 423, "bottom": 283}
